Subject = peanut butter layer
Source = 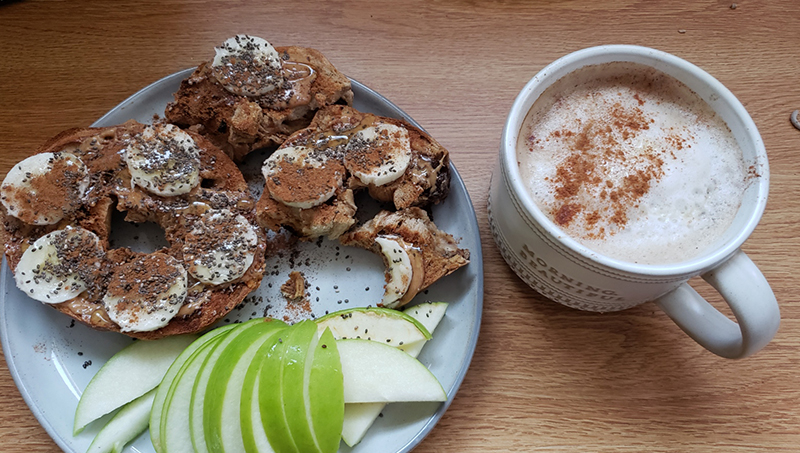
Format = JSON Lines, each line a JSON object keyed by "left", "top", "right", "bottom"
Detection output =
{"left": 165, "top": 46, "right": 354, "bottom": 161}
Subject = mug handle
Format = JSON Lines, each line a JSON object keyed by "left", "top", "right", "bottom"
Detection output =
{"left": 655, "top": 249, "right": 780, "bottom": 359}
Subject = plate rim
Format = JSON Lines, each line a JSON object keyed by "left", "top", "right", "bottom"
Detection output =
{"left": 1, "top": 69, "right": 484, "bottom": 453}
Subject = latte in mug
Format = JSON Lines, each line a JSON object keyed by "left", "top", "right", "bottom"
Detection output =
{"left": 517, "top": 62, "right": 748, "bottom": 265}
{"left": 491, "top": 46, "right": 778, "bottom": 357}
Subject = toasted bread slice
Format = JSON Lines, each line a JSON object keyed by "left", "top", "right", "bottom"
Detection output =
{"left": 165, "top": 45, "right": 353, "bottom": 161}
{"left": 1, "top": 121, "right": 265, "bottom": 339}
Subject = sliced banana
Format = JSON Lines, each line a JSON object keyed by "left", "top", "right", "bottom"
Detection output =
{"left": 211, "top": 34, "right": 284, "bottom": 97}
{"left": 103, "top": 253, "right": 187, "bottom": 333}
{"left": 183, "top": 208, "right": 259, "bottom": 285}
{"left": 375, "top": 235, "right": 424, "bottom": 309}
{"left": 14, "top": 226, "right": 102, "bottom": 304}
{"left": 344, "top": 123, "right": 412, "bottom": 187}
{"left": 1, "top": 152, "right": 89, "bottom": 225}
{"left": 123, "top": 124, "right": 201, "bottom": 197}
{"left": 262, "top": 145, "right": 345, "bottom": 209}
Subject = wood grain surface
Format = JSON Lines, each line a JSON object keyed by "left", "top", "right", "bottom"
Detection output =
{"left": 1, "top": 0, "right": 799, "bottom": 451}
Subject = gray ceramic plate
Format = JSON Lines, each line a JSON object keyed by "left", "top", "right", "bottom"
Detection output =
{"left": 0, "top": 69, "right": 483, "bottom": 453}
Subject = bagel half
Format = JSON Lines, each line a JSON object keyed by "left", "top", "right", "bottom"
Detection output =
{"left": 165, "top": 42, "right": 354, "bottom": 161}
{"left": 255, "top": 105, "right": 451, "bottom": 240}
{"left": 1, "top": 120, "right": 265, "bottom": 340}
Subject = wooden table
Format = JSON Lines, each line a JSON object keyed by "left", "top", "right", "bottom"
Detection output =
{"left": 1, "top": 0, "right": 798, "bottom": 451}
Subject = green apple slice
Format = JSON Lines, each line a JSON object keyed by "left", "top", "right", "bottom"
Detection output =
{"left": 241, "top": 353, "right": 275, "bottom": 453}
{"left": 338, "top": 338, "right": 446, "bottom": 403}
{"left": 189, "top": 319, "right": 265, "bottom": 453}
{"left": 315, "top": 306, "right": 431, "bottom": 349}
{"left": 203, "top": 319, "right": 287, "bottom": 453}
{"left": 398, "top": 302, "right": 448, "bottom": 357}
{"left": 308, "top": 328, "right": 344, "bottom": 453}
{"left": 341, "top": 403, "right": 387, "bottom": 447}
{"left": 341, "top": 302, "right": 448, "bottom": 446}
{"left": 150, "top": 324, "right": 236, "bottom": 453}
{"left": 74, "top": 334, "right": 197, "bottom": 434}
{"left": 257, "top": 326, "right": 298, "bottom": 452}
{"left": 258, "top": 320, "right": 323, "bottom": 453}
{"left": 86, "top": 388, "right": 156, "bottom": 453}
{"left": 254, "top": 322, "right": 344, "bottom": 453}
{"left": 281, "top": 320, "right": 320, "bottom": 453}
{"left": 157, "top": 326, "right": 236, "bottom": 453}
{"left": 403, "top": 302, "right": 449, "bottom": 331}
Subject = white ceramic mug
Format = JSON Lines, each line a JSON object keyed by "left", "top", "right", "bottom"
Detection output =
{"left": 488, "top": 45, "right": 780, "bottom": 359}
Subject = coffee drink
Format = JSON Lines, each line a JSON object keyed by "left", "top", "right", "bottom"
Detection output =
{"left": 491, "top": 46, "right": 778, "bottom": 357}
{"left": 516, "top": 62, "right": 748, "bottom": 265}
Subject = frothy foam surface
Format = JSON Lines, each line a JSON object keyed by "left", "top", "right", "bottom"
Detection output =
{"left": 517, "top": 62, "right": 747, "bottom": 265}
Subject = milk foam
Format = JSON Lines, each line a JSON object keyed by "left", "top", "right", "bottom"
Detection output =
{"left": 517, "top": 62, "right": 747, "bottom": 265}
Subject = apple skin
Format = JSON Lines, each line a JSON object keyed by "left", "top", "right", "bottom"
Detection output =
{"left": 203, "top": 318, "right": 287, "bottom": 453}
{"left": 74, "top": 334, "right": 197, "bottom": 435}
{"left": 87, "top": 389, "right": 155, "bottom": 453}
{"left": 258, "top": 324, "right": 300, "bottom": 453}
{"left": 159, "top": 329, "right": 235, "bottom": 453}
{"left": 281, "top": 320, "right": 320, "bottom": 453}
{"left": 188, "top": 319, "right": 265, "bottom": 453}
{"left": 308, "top": 327, "right": 344, "bottom": 453}
{"left": 253, "top": 321, "right": 345, "bottom": 453}
{"left": 150, "top": 324, "right": 236, "bottom": 453}
{"left": 240, "top": 351, "right": 275, "bottom": 453}
{"left": 239, "top": 337, "right": 282, "bottom": 453}
{"left": 315, "top": 306, "right": 431, "bottom": 348}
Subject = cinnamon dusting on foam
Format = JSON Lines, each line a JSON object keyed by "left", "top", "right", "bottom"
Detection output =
{"left": 546, "top": 105, "right": 668, "bottom": 239}
{"left": 518, "top": 62, "right": 748, "bottom": 264}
